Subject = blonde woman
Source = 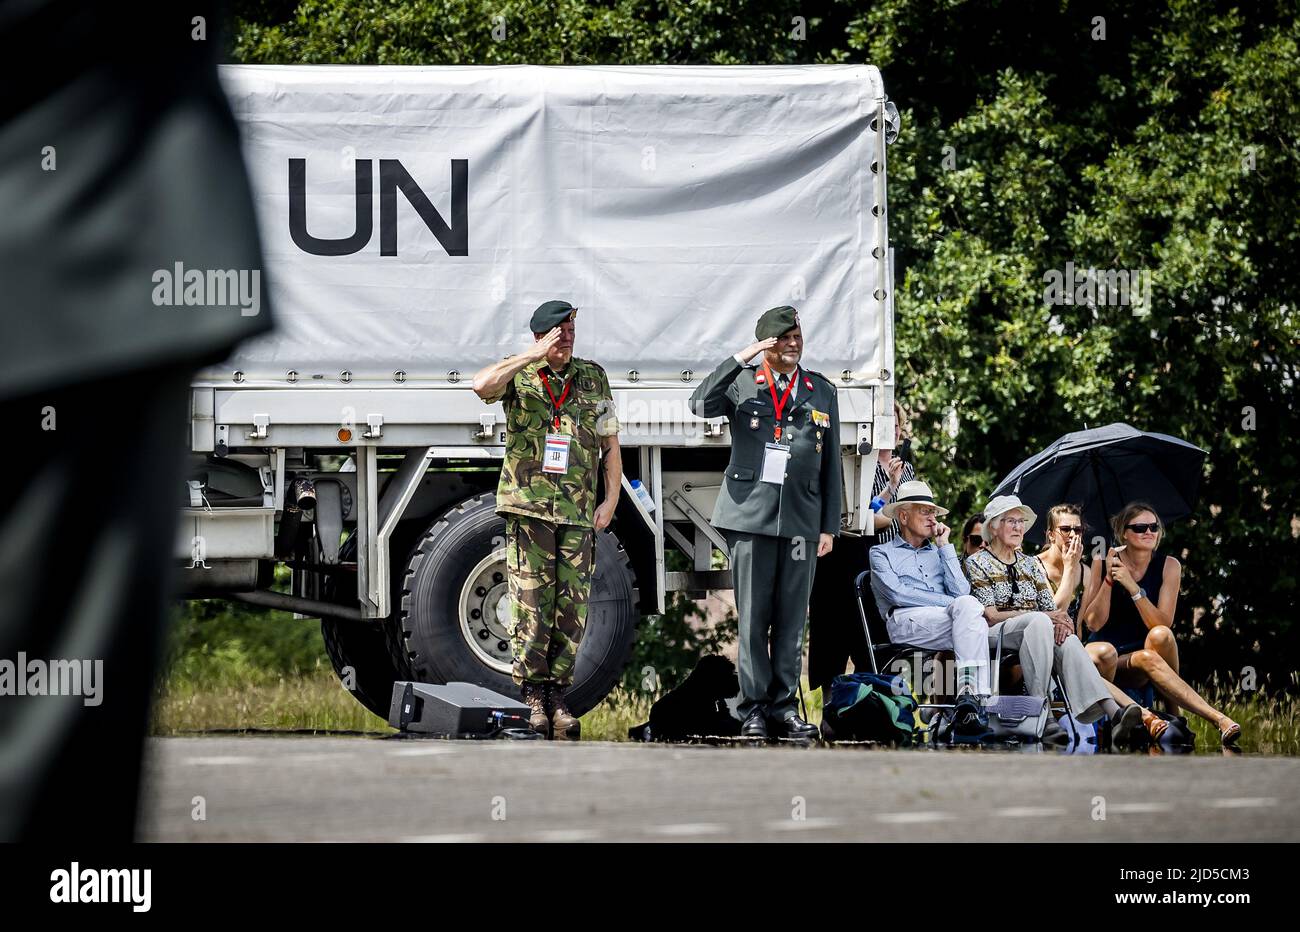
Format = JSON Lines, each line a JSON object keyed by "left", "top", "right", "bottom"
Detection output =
{"left": 1081, "top": 502, "right": 1241, "bottom": 746}
{"left": 1035, "top": 504, "right": 1092, "bottom": 628}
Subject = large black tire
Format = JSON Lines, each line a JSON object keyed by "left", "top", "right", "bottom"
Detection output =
{"left": 320, "top": 616, "right": 405, "bottom": 719}
{"left": 398, "top": 492, "right": 639, "bottom": 716}
{"left": 320, "top": 533, "right": 418, "bottom": 719}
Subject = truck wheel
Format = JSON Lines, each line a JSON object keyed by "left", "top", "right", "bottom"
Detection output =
{"left": 398, "top": 493, "right": 638, "bottom": 717}
{"left": 320, "top": 616, "right": 405, "bottom": 720}
{"left": 320, "top": 534, "right": 418, "bottom": 720}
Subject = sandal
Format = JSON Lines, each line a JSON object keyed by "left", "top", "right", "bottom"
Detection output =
{"left": 1141, "top": 709, "right": 1169, "bottom": 742}
{"left": 1217, "top": 715, "right": 1241, "bottom": 748}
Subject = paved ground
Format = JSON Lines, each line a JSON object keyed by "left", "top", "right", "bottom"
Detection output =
{"left": 138, "top": 736, "right": 1300, "bottom": 842}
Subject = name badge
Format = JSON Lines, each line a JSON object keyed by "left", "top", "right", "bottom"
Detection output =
{"left": 543, "top": 433, "right": 572, "bottom": 473}
{"left": 761, "top": 442, "right": 790, "bottom": 485}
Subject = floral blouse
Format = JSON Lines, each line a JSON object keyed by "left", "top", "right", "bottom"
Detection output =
{"left": 965, "top": 548, "right": 1057, "bottom": 613}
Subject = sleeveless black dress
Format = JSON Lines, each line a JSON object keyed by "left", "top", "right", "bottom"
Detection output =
{"left": 1086, "top": 553, "right": 1167, "bottom": 655}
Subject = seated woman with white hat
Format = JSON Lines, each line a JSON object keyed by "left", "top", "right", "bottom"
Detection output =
{"left": 964, "top": 495, "right": 1149, "bottom": 745}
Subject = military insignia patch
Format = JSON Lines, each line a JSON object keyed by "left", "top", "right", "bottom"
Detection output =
{"left": 811, "top": 409, "right": 830, "bottom": 427}
{"left": 815, "top": 442, "right": 823, "bottom": 453}
{"left": 580, "top": 377, "right": 597, "bottom": 392}
{"left": 803, "top": 376, "right": 814, "bottom": 390}
{"left": 755, "top": 373, "right": 767, "bottom": 385}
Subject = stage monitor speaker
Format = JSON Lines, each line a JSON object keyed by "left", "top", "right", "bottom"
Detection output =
{"left": 388, "top": 681, "right": 533, "bottom": 737}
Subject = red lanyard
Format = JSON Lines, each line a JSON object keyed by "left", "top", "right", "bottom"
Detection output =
{"left": 538, "top": 369, "right": 571, "bottom": 430}
{"left": 762, "top": 360, "right": 797, "bottom": 441}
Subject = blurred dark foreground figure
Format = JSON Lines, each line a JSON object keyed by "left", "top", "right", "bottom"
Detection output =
{"left": 0, "top": 2, "right": 272, "bottom": 839}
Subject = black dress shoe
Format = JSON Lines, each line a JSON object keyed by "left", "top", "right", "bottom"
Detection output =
{"left": 779, "top": 714, "right": 819, "bottom": 740}
{"left": 740, "top": 708, "right": 768, "bottom": 738}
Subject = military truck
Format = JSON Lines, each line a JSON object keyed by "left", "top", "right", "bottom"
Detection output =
{"left": 178, "top": 63, "right": 900, "bottom": 717}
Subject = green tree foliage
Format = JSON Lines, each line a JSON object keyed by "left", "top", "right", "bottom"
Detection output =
{"left": 165, "top": 566, "right": 328, "bottom": 686}
{"left": 227, "top": 0, "right": 1298, "bottom": 681}
{"left": 231, "top": 0, "right": 848, "bottom": 65}
{"left": 845, "top": 0, "right": 1299, "bottom": 679}
{"left": 621, "top": 597, "right": 737, "bottom": 698}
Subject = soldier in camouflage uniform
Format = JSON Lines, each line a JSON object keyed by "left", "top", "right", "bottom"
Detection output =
{"left": 472, "top": 300, "right": 622, "bottom": 739}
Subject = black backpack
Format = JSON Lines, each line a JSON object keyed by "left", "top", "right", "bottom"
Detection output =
{"left": 823, "top": 673, "right": 918, "bottom": 745}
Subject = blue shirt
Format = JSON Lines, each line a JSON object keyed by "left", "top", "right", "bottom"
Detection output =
{"left": 869, "top": 534, "right": 970, "bottom": 619}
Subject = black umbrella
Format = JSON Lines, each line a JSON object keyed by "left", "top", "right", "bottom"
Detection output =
{"left": 990, "top": 423, "right": 1207, "bottom": 547}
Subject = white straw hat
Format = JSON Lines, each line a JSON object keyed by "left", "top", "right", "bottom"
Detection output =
{"left": 981, "top": 495, "right": 1038, "bottom": 540}
{"left": 882, "top": 480, "right": 950, "bottom": 520}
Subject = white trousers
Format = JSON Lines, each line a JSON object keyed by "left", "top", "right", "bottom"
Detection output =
{"left": 887, "top": 596, "right": 991, "bottom": 694}
{"left": 885, "top": 602, "right": 1111, "bottom": 722}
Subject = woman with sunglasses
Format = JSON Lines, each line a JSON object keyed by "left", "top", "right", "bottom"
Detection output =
{"left": 1039, "top": 503, "right": 1169, "bottom": 743}
{"left": 1081, "top": 502, "right": 1241, "bottom": 746}
{"left": 959, "top": 513, "right": 985, "bottom": 564}
{"left": 1035, "top": 504, "right": 1091, "bottom": 627}
{"left": 965, "top": 495, "right": 1150, "bottom": 745}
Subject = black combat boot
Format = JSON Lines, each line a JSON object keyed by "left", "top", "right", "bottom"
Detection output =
{"left": 547, "top": 684, "right": 581, "bottom": 741}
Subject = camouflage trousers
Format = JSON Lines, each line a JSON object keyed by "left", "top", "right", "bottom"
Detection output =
{"left": 505, "top": 515, "right": 595, "bottom": 687}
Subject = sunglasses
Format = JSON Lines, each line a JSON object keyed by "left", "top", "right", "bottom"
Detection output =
{"left": 997, "top": 560, "right": 1023, "bottom": 611}
{"left": 1055, "top": 526, "right": 1082, "bottom": 535}
{"left": 1126, "top": 522, "right": 1160, "bottom": 534}
{"left": 966, "top": 535, "right": 984, "bottom": 545}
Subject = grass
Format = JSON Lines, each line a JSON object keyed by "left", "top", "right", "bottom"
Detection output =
{"left": 150, "top": 669, "right": 655, "bottom": 739}
{"left": 577, "top": 688, "right": 654, "bottom": 741}
{"left": 153, "top": 669, "right": 395, "bottom": 735}
{"left": 1184, "top": 676, "right": 1300, "bottom": 755}
{"left": 151, "top": 651, "right": 1300, "bottom": 754}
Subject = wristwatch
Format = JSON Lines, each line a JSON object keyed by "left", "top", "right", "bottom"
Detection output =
{"left": 1131, "top": 587, "right": 1146, "bottom": 602}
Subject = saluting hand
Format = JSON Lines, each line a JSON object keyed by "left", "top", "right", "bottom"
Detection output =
{"left": 528, "top": 327, "right": 563, "bottom": 361}
{"left": 738, "top": 337, "right": 778, "bottom": 362}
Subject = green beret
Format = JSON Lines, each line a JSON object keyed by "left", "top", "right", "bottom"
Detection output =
{"left": 530, "top": 299, "right": 577, "bottom": 332}
{"left": 755, "top": 305, "right": 800, "bottom": 340}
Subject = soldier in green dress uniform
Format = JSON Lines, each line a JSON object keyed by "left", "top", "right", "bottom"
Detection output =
{"left": 472, "top": 300, "right": 622, "bottom": 739}
{"left": 689, "top": 306, "right": 842, "bottom": 739}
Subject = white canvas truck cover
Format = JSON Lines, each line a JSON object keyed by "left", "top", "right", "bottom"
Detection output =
{"left": 211, "top": 64, "right": 890, "bottom": 384}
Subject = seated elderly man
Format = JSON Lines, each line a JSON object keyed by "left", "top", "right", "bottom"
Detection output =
{"left": 965, "top": 495, "right": 1145, "bottom": 743}
{"left": 869, "top": 481, "right": 990, "bottom": 735}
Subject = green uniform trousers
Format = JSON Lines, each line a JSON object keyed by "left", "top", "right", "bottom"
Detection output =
{"left": 725, "top": 529, "right": 819, "bottom": 720}
{"left": 506, "top": 515, "right": 595, "bottom": 687}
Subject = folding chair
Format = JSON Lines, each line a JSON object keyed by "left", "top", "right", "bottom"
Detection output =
{"left": 852, "top": 570, "right": 1078, "bottom": 742}
{"left": 852, "top": 570, "right": 957, "bottom": 720}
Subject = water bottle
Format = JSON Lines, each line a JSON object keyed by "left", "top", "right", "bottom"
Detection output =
{"left": 631, "top": 479, "right": 656, "bottom": 513}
